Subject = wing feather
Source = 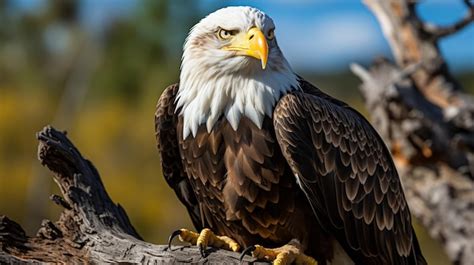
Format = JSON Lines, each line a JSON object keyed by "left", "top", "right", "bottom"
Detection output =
{"left": 273, "top": 79, "right": 425, "bottom": 264}
{"left": 155, "top": 84, "right": 204, "bottom": 230}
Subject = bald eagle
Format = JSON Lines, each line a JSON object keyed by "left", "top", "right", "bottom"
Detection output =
{"left": 155, "top": 6, "right": 426, "bottom": 265}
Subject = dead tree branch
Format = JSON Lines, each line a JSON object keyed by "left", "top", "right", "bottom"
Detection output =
{"left": 353, "top": 1, "right": 474, "bottom": 264}
{"left": 0, "top": 126, "right": 263, "bottom": 264}
{"left": 363, "top": 0, "right": 474, "bottom": 106}
{"left": 422, "top": 0, "right": 474, "bottom": 40}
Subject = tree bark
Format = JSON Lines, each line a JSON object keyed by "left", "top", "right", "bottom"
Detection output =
{"left": 0, "top": 126, "right": 263, "bottom": 264}
{"left": 352, "top": 1, "right": 474, "bottom": 264}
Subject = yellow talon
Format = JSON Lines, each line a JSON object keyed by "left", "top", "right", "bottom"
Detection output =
{"left": 217, "top": 235, "right": 241, "bottom": 252}
{"left": 170, "top": 228, "right": 241, "bottom": 253}
{"left": 249, "top": 240, "right": 317, "bottom": 265}
{"left": 178, "top": 228, "right": 199, "bottom": 245}
{"left": 253, "top": 245, "right": 278, "bottom": 260}
{"left": 196, "top": 228, "right": 211, "bottom": 249}
{"left": 274, "top": 251, "right": 292, "bottom": 265}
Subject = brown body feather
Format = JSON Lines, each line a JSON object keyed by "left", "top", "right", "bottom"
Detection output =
{"left": 155, "top": 80, "right": 426, "bottom": 265}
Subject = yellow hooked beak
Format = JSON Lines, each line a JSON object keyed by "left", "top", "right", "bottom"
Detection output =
{"left": 223, "top": 27, "right": 268, "bottom": 69}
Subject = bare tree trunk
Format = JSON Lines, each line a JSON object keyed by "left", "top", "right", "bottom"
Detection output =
{"left": 352, "top": 1, "right": 474, "bottom": 264}
{"left": 0, "top": 126, "right": 264, "bottom": 264}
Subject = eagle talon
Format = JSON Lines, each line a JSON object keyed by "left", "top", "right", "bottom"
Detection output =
{"left": 167, "top": 229, "right": 183, "bottom": 251}
{"left": 199, "top": 245, "right": 206, "bottom": 258}
{"left": 243, "top": 241, "right": 318, "bottom": 265}
{"left": 239, "top": 245, "right": 256, "bottom": 261}
{"left": 167, "top": 228, "right": 241, "bottom": 256}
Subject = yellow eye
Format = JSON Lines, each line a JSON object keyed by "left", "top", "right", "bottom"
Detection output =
{"left": 218, "top": 29, "right": 234, "bottom": 40}
{"left": 267, "top": 29, "right": 275, "bottom": 40}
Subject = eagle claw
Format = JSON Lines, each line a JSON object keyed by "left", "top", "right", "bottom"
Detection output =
{"left": 239, "top": 245, "right": 256, "bottom": 261}
{"left": 239, "top": 240, "right": 318, "bottom": 265}
{"left": 167, "top": 229, "right": 183, "bottom": 251}
{"left": 199, "top": 245, "right": 206, "bottom": 258}
{"left": 166, "top": 228, "right": 240, "bottom": 257}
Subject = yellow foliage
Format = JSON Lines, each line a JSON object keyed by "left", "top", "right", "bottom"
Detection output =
{"left": 0, "top": 87, "right": 193, "bottom": 243}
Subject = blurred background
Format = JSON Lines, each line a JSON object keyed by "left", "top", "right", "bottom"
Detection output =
{"left": 0, "top": 0, "right": 472, "bottom": 264}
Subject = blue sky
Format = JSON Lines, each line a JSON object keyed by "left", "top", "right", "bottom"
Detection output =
{"left": 11, "top": 0, "right": 474, "bottom": 73}
{"left": 199, "top": 0, "right": 474, "bottom": 72}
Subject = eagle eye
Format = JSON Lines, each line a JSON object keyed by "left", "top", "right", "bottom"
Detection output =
{"left": 267, "top": 29, "right": 275, "bottom": 40}
{"left": 218, "top": 28, "right": 237, "bottom": 40}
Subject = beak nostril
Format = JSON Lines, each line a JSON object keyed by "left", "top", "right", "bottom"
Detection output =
{"left": 249, "top": 34, "right": 254, "bottom": 40}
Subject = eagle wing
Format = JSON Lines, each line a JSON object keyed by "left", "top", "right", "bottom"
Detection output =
{"left": 155, "top": 83, "right": 203, "bottom": 230}
{"left": 273, "top": 79, "right": 422, "bottom": 264}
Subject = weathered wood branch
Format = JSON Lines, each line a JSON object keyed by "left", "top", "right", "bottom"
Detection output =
{"left": 0, "top": 126, "right": 263, "bottom": 264}
{"left": 353, "top": 1, "right": 474, "bottom": 264}
{"left": 363, "top": 0, "right": 474, "bottom": 106}
{"left": 422, "top": 0, "right": 474, "bottom": 40}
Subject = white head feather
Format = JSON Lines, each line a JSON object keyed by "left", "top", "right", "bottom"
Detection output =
{"left": 176, "top": 6, "right": 299, "bottom": 139}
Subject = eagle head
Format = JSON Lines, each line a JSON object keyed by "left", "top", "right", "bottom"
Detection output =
{"left": 176, "top": 6, "right": 299, "bottom": 139}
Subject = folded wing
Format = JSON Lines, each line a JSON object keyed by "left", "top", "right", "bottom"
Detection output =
{"left": 273, "top": 79, "right": 421, "bottom": 264}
